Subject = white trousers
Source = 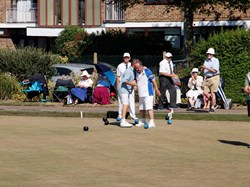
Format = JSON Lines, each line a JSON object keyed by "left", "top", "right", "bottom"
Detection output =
{"left": 118, "top": 90, "right": 136, "bottom": 119}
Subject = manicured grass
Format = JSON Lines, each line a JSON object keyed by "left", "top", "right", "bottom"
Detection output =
{"left": 0, "top": 110, "right": 249, "bottom": 122}
{"left": 0, "top": 116, "right": 250, "bottom": 187}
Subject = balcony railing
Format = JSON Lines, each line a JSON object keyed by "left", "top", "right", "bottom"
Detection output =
{"left": 6, "top": 8, "right": 37, "bottom": 23}
{"left": 105, "top": 0, "right": 125, "bottom": 22}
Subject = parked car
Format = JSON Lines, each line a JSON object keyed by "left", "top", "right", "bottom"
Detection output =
{"left": 51, "top": 63, "right": 94, "bottom": 82}
{"left": 51, "top": 62, "right": 117, "bottom": 82}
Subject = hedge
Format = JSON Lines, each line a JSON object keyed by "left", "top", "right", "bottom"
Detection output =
{"left": 0, "top": 47, "right": 61, "bottom": 81}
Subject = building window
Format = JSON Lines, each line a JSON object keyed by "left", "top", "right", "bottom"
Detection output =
{"left": 32, "top": 0, "right": 37, "bottom": 8}
{"left": 127, "top": 28, "right": 181, "bottom": 49}
{"left": 79, "top": 0, "right": 85, "bottom": 25}
{"left": 105, "top": 0, "right": 124, "bottom": 21}
{"left": 55, "top": 0, "right": 61, "bottom": 25}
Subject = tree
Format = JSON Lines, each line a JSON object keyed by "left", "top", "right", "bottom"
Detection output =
{"left": 54, "top": 26, "right": 88, "bottom": 62}
{"left": 108, "top": 0, "right": 250, "bottom": 56}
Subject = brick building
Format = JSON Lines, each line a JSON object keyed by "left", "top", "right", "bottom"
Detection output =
{"left": 0, "top": 0, "right": 249, "bottom": 50}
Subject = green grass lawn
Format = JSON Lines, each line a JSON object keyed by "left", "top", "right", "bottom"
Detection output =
{"left": 0, "top": 116, "right": 250, "bottom": 187}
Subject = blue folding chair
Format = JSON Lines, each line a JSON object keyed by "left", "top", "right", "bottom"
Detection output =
{"left": 21, "top": 74, "right": 48, "bottom": 102}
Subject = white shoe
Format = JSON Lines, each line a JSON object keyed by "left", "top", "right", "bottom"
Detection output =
{"left": 120, "top": 121, "right": 133, "bottom": 128}
{"left": 148, "top": 122, "right": 155, "bottom": 128}
{"left": 135, "top": 121, "right": 144, "bottom": 127}
{"left": 169, "top": 108, "right": 174, "bottom": 114}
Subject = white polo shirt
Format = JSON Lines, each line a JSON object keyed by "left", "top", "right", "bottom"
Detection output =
{"left": 159, "top": 59, "right": 174, "bottom": 75}
{"left": 116, "top": 62, "right": 131, "bottom": 78}
{"left": 136, "top": 68, "right": 155, "bottom": 97}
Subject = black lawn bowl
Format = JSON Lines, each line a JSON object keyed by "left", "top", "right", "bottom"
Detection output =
{"left": 83, "top": 126, "right": 89, "bottom": 131}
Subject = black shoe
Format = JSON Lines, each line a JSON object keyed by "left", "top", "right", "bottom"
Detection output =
{"left": 209, "top": 108, "right": 215, "bottom": 113}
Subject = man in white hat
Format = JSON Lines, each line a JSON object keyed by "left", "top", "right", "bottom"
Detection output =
{"left": 201, "top": 48, "right": 220, "bottom": 113}
{"left": 116, "top": 52, "right": 138, "bottom": 122}
{"left": 158, "top": 52, "right": 178, "bottom": 113}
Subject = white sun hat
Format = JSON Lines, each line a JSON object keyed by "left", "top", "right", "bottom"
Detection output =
{"left": 190, "top": 68, "right": 200, "bottom": 74}
{"left": 206, "top": 48, "right": 215, "bottom": 55}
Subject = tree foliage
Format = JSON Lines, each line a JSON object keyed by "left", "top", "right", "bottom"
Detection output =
{"left": 0, "top": 47, "right": 61, "bottom": 81}
{"left": 0, "top": 73, "right": 21, "bottom": 100}
{"left": 54, "top": 26, "right": 88, "bottom": 62}
{"left": 84, "top": 29, "right": 173, "bottom": 55}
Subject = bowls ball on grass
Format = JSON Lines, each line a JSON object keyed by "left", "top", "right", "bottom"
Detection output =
{"left": 167, "top": 119, "right": 172, "bottom": 125}
{"left": 83, "top": 126, "right": 89, "bottom": 131}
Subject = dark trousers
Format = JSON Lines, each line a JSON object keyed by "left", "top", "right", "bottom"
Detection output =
{"left": 159, "top": 76, "right": 176, "bottom": 108}
{"left": 247, "top": 100, "right": 250, "bottom": 117}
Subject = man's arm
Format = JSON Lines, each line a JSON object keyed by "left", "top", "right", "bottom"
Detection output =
{"left": 159, "top": 71, "right": 178, "bottom": 78}
{"left": 243, "top": 85, "right": 250, "bottom": 94}
{"left": 125, "top": 80, "right": 137, "bottom": 86}
{"left": 201, "top": 66, "right": 217, "bottom": 73}
{"left": 116, "top": 77, "right": 120, "bottom": 90}
{"left": 152, "top": 79, "right": 161, "bottom": 96}
{"left": 202, "top": 59, "right": 219, "bottom": 73}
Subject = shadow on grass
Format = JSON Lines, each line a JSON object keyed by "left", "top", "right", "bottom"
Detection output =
{"left": 218, "top": 140, "right": 250, "bottom": 148}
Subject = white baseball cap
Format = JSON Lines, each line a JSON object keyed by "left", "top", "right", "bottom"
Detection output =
{"left": 165, "top": 52, "right": 173, "bottom": 58}
{"left": 206, "top": 48, "right": 215, "bottom": 55}
{"left": 123, "top": 52, "right": 130, "bottom": 58}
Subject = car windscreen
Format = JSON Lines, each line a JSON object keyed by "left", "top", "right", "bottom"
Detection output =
{"left": 81, "top": 68, "right": 94, "bottom": 75}
{"left": 54, "top": 67, "right": 72, "bottom": 76}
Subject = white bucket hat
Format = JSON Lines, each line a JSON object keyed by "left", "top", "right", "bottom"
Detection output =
{"left": 123, "top": 52, "right": 130, "bottom": 58}
{"left": 81, "top": 70, "right": 91, "bottom": 77}
{"left": 206, "top": 48, "right": 215, "bottom": 55}
{"left": 165, "top": 52, "right": 173, "bottom": 58}
{"left": 190, "top": 68, "right": 200, "bottom": 74}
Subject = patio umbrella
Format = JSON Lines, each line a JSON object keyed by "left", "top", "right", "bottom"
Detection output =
{"left": 94, "top": 63, "right": 116, "bottom": 87}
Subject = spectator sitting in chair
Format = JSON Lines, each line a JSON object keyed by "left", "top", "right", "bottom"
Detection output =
{"left": 71, "top": 70, "right": 93, "bottom": 105}
{"left": 92, "top": 73, "right": 111, "bottom": 105}
{"left": 186, "top": 68, "right": 203, "bottom": 110}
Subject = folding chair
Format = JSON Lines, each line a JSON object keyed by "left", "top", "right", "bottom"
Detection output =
{"left": 216, "top": 77, "right": 232, "bottom": 109}
{"left": 21, "top": 74, "right": 49, "bottom": 102}
{"left": 52, "top": 79, "right": 75, "bottom": 102}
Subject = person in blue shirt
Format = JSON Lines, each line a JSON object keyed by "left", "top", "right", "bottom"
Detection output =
{"left": 117, "top": 60, "right": 141, "bottom": 128}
